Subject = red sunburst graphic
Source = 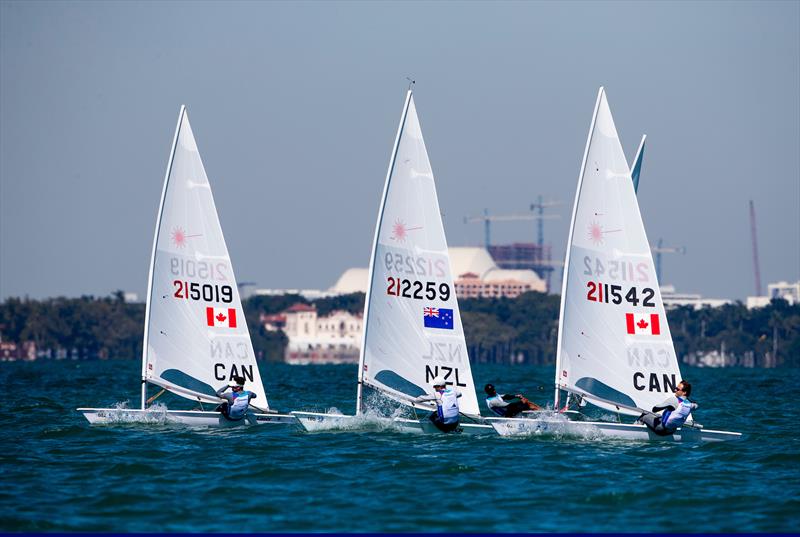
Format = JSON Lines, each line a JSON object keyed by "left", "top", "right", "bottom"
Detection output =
{"left": 390, "top": 219, "right": 423, "bottom": 242}
{"left": 588, "top": 221, "right": 604, "bottom": 245}
{"left": 171, "top": 227, "right": 187, "bottom": 248}
{"left": 392, "top": 220, "right": 408, "bottom": 242}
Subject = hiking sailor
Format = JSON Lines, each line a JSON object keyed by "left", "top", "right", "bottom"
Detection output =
{"left": 413, "top": 376, "right": 461, "bottom": 433}
{"left": 484, "top": 383, "right": 542, "bottom": 417}
{"left": 638, "top": 380, "right": 698, "bottom": 436}
{"left": 215, "top": 375, "right": 257, "bottom": 421}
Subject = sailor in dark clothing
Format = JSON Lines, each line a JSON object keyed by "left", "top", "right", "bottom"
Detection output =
{"left": 484, "top": 384, "right": 541, "bottom": 417}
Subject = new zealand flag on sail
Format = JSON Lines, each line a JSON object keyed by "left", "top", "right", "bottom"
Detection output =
{"left": 423, "top": 307, "right": 454, "bottom": 330}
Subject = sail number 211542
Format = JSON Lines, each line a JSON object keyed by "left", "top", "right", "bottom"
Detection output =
{"left": 583, "top": 255, "right": 649, "bottom": 282}
{"left": 587, "top": 281, "right": 655, "bottom": 307}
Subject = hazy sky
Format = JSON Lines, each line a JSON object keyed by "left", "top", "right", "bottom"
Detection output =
{"left": 1, "top": 1, "right": 798, "bottom": 302}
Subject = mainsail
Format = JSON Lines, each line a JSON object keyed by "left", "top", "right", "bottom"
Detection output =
{"left": 357, "top": 91, "right": 480, "bottom": 416}
{"left": 554, "top": 88, "right": 679, "bottom": 416}
{"left": 141, "top": 106, "right": 270, "bottom": 409}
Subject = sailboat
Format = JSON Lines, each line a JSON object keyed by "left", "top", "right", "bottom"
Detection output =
{"left": 292, "top": 89, "right": 492, "bottom": 434}
{"left": 78, "top": 106, "right": 295, "bottom": 426}
{"left": 488, "top": 88, "right": 740, "bottom": 441}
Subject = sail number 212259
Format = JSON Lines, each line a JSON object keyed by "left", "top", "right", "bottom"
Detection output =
{"left": 387, "top": 278, "right": 450, "bottom": 301}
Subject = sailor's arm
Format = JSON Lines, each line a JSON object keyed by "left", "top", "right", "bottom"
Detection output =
{"left": 413, "top": 393, "right": 437, "bottom": 403}
{"left": 652, "top": 395, "right": 679, "bottom": 413}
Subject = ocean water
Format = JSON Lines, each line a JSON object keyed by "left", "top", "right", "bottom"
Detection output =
{"left": 1, "top": 360, "right": 798, "bottom": 533}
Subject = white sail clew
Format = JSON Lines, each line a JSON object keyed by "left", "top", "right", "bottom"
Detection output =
{"left": 357, "top": 91, "right": 480, "bottom": 417}
{"left": 78, "top": 107, "right": 295, "bottom": 426}
{"left": 554, "top": 88, "right": 679, "bottom": 416}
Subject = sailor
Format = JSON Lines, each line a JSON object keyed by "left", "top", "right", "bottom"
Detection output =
{"left": 638, "top": 380, "right": 698, "bottom": 436}
{"left": 484, "top": 384, "right": 541, "bottom": 417}
{"left": 215, "top": 376, "right": 257, "bottom": 421}
{"left": 413, "top": 376, "right": 461, "bottom": 433}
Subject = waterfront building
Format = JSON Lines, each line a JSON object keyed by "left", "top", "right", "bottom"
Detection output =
{"left": 0, "top": 340, "right": 36, "bottom": 362}
{"left": 746, "top": 280, "right": 800, "bottom": 309}
{"left": 266, "top": 303, "right": 363, "bottom": 364}
{"left": 660, "top": 285, "right": 732, "bottom": 310}
{"left": 488, "top": 242, "right": 555, "bottom": 292}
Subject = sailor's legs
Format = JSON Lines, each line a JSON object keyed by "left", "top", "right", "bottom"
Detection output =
{"left": 639, "top": 412, "right": 674, "bottom": 436}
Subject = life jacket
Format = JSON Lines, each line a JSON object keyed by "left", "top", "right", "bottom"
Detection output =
{"left": 486, "top": 395, "right": 507, "bottom": 416}
{"left": 436, "top": 388, "right": 459, "bottom": 424}
{"left": 227, "top": 391, "right": 253, "bottom": 420}
{"left": 662, "top": 397, "right": 692, "bottom": 430}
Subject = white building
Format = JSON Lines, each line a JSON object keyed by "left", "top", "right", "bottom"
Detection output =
{"left": 329, "top": 247, "right": 546, "bottom": 298}
{"left": 660, "top": 285, "right": 732, "bottom": 310}
{"left": 253, "top": 288, "right": 340, "bottom": 300}
{"left": 746, "top": 281, "right": 800, "bottom": 309}
{"left": 279, "top": 304, "right": 363, "bottom": 365}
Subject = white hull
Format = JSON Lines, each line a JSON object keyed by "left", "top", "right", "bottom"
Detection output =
{"left": 78, "top": 407, "right": 297, "bottom": 427}
{"left": 292, "top": 411, "right": 494, "bottom": 435}
{"left": 488, "top": 416, "right": 741, "bottom": 442}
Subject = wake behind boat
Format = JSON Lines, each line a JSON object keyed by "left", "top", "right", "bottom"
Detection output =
{"left": 78, "top": 106, "right": 295, "bottom": 427}
{"left": 488, "top": 88, "right": 740, "bottom": 442}
{"left": 293, "top": 89, "right": 492, "bottom": 436}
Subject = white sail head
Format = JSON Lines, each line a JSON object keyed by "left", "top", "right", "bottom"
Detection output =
{"left": 142, "top": 107, "right": 270, "bottom": 409}
{"left": 359, "top": 92, "right": 480, "bottom": 416}
{"left": 556, "top": 88, "right": 680, "bottom": 416}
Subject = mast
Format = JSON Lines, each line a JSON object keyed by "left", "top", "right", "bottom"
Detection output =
{"left": 553, "top": 88, "right": 604, "bottom": 410}
{"left": 356, "top": 90, "right": 413, "bottom": 415}
{"left": 630, "top": 135, "right": 646, "bottom": 194}
{"left": 140, "top": 105, "right": 186, "bottom": 409}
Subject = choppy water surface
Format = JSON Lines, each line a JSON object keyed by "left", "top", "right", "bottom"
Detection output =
{"left": 1, "top": 361, "right": 798, "bottom": 532}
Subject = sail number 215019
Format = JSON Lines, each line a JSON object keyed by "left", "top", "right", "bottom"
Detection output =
{"left": 173, "top": 280, "right": 233, "bottom": 303}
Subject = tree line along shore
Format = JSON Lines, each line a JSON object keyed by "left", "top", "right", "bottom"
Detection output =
{"left": 1, "top": 291, "right": 797, "bottom": 367}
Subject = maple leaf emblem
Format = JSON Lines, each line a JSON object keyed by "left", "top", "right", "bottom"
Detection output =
{"left": 637, "top": 318, "right": 649, "bottom": 329}
{"left": 216, "top": 312, "right": 227, "bottom": 322}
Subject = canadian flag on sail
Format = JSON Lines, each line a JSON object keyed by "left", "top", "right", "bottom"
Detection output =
{"left": 206, "top": 307, "right": 237, "bottom": 328}
{"left": 626, "top": 313, "right": 660, "bottom": 335}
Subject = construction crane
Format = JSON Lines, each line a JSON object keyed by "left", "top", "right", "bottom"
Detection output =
{"left": 464, "top": 198, "right": 561, "bottom": 291}
{"left": 531, "top": 196, "right": 564, "bottom": 248}
{"left": 464, "top": 203, "right": 560, "bottom": 249}
{"left": 749, "top": 200, "right": 762, "bottom": 297}
{"left": 651, "top": 239, "right": 686, "bottom": 283}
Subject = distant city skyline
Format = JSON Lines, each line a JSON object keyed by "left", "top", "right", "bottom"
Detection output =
{"left": 2, "top": 1, "right": 798, "bottom": 302}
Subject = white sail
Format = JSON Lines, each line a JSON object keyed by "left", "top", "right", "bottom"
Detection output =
{"left": 555, "top": 88, "right": 680, "bottom": 416}
{"left": 141, "top": 107, "right": 270, "bottom": 410}
{"left": 358, "top": 91, "right": 480, "bottom": 416}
